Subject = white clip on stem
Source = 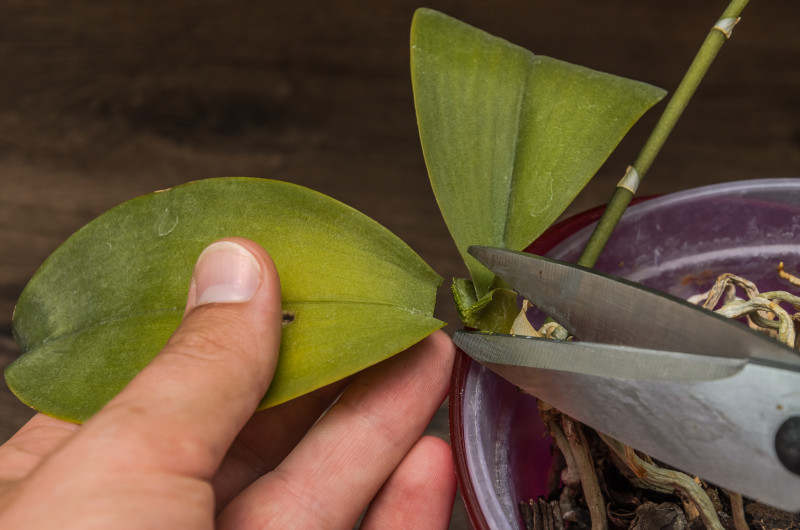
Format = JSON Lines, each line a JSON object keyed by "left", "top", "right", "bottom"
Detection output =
{"left": 713, "top": 17, "right": 740, "bottom": 39}
{"left": 616, "top": 165, "right": 641, "bottom": 194}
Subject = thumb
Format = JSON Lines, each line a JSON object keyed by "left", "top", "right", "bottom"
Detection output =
{"left": 78, "top": 238, "right": 283, "bottom": 478}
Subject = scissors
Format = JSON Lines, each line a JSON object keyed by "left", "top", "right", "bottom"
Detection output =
{"left": 453, "top": 245, "right": 800, "bottom": 512}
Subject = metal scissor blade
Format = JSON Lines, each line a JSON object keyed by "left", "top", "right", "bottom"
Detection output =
{"left": 469, "top": 245, "right": 800, "bottom": 365}
{"left": 453, "top": 330, "right": 800, "bottom": 511}
{"left": 453, "top": 330, "right": 747, "bottom": 384}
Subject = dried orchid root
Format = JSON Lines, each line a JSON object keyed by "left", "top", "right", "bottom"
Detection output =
{"left": 519, "top": 498, "right": 565, "bottom": 530}
{"left": 689, "top": 268, "right": 800, "bottom": 350}
{"left": 599, "top": 433, "right": 725, "bottom": 530}
{"left": 538, "top": 402, "right": 582, "bottom": 500}
{"left": 729, "top": 492, "right": 748, "bottom": 530}
{"left": 779, "top": 262, "right": 800, "bottom": 287}
{"left": 536, "top": 402, "right": 606, "bottom": 530}
{"left": 561, "top": 417, "right": 607, "bottom": 530}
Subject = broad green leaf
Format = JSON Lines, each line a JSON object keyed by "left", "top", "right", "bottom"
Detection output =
{"left": 411, "top": 8, "right": 666, "bottom": 297}
{"left": 7, "top": 178, "right": 443, "bottom": 423}
{"left": 451, "top": 278, "right": 517, "bottom": 333}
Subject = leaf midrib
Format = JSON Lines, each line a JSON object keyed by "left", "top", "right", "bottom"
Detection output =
{"left": 27, "top": 299, "right": 439, "bottom": 352}
{"left": 500, "top": 54, "right": 536, "bottom": 251}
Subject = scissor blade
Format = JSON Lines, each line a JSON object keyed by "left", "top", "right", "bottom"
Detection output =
{"left": 469, "top": 245, "right": 800, "bottom": 365}
{"left": 453, "top": 330, "right": 800, "bottom": 511}
{"left": 453, "top": 330, "right": 747, "bottom": 383}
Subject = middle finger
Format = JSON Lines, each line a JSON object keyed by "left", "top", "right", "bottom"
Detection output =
{"left": 216, "top": 331, "right": 455, "bottom": 529}
{"left": 212, "top": 379, "right": 349, "bottom": 509}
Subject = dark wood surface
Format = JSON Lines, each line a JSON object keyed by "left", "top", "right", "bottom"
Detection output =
{"left": 1, "top": 2, "right": 798, "bottom": 525}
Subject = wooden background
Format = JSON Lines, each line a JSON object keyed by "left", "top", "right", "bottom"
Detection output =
{"left": 1, "top": 1, "right": 798, "bottom": 525}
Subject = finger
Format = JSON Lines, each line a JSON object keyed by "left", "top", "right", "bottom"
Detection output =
{"left": 211, "top": 377, "right": 349, "bottom": 509}
{"left": 67, "top": 238, "right": 283, "bottom": 479}
{"left": 0, "top": 414, "right": 79, "bottom": 482}
{"left": 217, "top": 330, "right": 455, "bottom": 529}
{"left": 360, "top": 436, "right": 456, "bottom": 529}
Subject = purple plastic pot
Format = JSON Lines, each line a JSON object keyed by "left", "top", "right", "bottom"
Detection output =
{"left": 449, "top": 179, "right": 800, "bottom": 529}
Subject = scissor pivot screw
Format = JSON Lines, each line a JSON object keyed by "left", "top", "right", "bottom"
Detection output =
{"left": 775, "top": 416, "right": 800, "bottom": 475}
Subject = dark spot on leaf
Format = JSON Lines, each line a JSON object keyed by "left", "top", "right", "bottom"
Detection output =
{"left": 282, "top": 311, "right": 295, "bottom": 327}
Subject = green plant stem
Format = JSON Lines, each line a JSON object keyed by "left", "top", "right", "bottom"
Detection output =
{"left": 577, "top": 0, "right": 750, "bottom": 268}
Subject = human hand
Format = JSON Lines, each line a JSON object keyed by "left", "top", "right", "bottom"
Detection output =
{"left": 0, "top": 238, "right": 456, "bottom": 528}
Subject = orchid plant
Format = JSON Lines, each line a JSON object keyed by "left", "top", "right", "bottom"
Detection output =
{"left": 6, "top": 6, "right": 691, "bottom": 433}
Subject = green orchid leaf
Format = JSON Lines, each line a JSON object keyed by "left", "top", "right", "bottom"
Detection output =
{"left": 411, "top": 8, "right": 666, "bottom": 297}
{"left": 7, "top": 177, "right": 443, "bottom": 423}
{"left": 451, "top": 278, "right": 518, "bottom": 333}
